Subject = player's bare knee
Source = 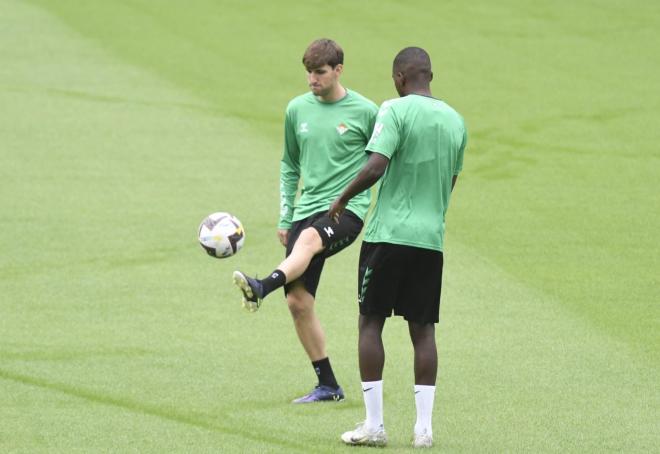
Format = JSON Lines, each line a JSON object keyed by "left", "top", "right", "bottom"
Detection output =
{"left": 287, "top": 291, "right": 313, "bottom": 319}
{"left": 287, "top": 298, "right": 309, "bottom": 319}
{"left": 408, "top": 321, "right": 435, "bottom": 346}
{"left": 296, "top": 227, "right": 324, "bottom": 253}
{"left": 359, "top": 315, "right": 386, "bottom": 338}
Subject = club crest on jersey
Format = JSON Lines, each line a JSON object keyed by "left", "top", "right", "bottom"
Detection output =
{"left": 336, "top": 123, "right": 348, "bottom": 135}
{"left": 299, "top": 122, "right": 309, "bottom": 133}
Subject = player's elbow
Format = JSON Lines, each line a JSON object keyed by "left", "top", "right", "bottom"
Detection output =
{"left": 364, "top": 155, "right": 388, "bottom": 182}
{"left": 364, "top": 165, "right": 384, "bottom": 184}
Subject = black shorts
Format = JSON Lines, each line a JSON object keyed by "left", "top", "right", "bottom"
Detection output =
{"left": 284, "top": 210, "right": 363, "bottom": 297}
{"left": 358, "top": 242, "right": 444, "bottom": 324}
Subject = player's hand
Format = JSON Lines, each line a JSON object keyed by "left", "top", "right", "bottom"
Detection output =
{"left": 277, "top": 229, "right": 289, "bottom": 247}
{"left": 328, "top": 198, "right": 346, "bottom": 224}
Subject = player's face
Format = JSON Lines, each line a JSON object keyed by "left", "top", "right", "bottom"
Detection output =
{"left": 307, "top": 64, "right": 342, "bottom": 97}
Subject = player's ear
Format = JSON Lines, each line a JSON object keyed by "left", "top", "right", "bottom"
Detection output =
{"left": 429, "top": 71, "right": 434, "bottom": 82}
{"left": 334, "top": 63, "right": 344, "bottom": 76}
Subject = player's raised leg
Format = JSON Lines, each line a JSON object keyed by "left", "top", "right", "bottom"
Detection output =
{"left": 279, "top": 227, "right": 324, "bottom": 281}
{"left": 232, "top": 226, "right": 324, "bottom": 312}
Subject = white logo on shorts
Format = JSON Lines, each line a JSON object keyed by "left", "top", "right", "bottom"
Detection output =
{"left": 323, "top": 226, "right": 334, "bottom": 237}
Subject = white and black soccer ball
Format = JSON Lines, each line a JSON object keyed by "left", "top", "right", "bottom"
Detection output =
{"left": 198, "top": 212, "right": 245, "bottom": 258}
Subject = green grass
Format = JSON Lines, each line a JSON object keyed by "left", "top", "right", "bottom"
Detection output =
{"left": 1, "top": 0, "right": 658, "bottom": 452}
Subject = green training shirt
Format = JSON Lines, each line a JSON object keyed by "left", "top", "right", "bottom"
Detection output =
{"left": 279, "top": 90, "right": 378, "bottom": 229}
{"left": 363, "top": 94, "right": 467, "bottom": 251}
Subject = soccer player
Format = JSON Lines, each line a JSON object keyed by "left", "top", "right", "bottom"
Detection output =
{"left": 232, "top": 39, "right": 378, "bottom": 403}
{"left": 329, "top": 47, "right": 467, "bottom": 447}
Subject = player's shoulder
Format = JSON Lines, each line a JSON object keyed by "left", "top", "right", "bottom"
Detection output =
{"left": 285, "top": 92, "right": 316, "bottom": 113}
{"left": 375, "top": 97, "right": 407, "bottom": 118}
{"left": 379, "top": 96, "right": 406, "bottom": 109}
{"left": 400, "top": 95, "right": 462, "bottom": 118}
{"left": 430, "top": 99, "right": 466, "bottom": 138}
{"left": 379, "top": 96, "right": 464, "bottom": 127}
{"left": 434, "top": 99, "right": 465, "bottom": 127}
{"left": 346, "top": 89, "right": 379, "bottom": 111}
{"left": 434, "top": 97, "right": 461, "bottom": 114}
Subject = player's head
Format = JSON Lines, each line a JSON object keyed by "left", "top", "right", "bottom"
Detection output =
{"left": 392, "top": 47, "right": 433, "bottom": 96}
{"left": 302, "top": 38, "right": 344, "bottom": 97}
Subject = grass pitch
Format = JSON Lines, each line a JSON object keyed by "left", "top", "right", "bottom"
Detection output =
{"left": 1, "top": 0, "right": 658, "bottom": 452}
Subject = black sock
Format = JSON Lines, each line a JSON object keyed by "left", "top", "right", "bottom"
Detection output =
{"left": 259, "top": 269, "right": 286, "bottom": 298}
{"left": 312, "top": 357, "right": 339, "bottom": 389}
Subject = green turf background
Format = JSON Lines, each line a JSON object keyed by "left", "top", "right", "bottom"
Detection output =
{"left": 1, "top": 0, "right": 658, "bottom": 452}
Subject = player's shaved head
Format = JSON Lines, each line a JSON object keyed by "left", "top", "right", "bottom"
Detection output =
{"left": 393, "top": 47, "right": 432, "bottom": 83}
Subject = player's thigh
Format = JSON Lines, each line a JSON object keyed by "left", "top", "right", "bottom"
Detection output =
{"left": 358, "top": 243, "right": 443, "bottom": 323}
{"left": 283, "top": 210, "right": 357, "bottom": 297}
{"left": 392, "top": 247, "right": 443, "bottom": 324}
{"left": 284, "top": 253, "right": 325, "bottom": 298}
{"left": 310, "top": 210, "right": 363, "bottom": 259}
{"left": 285, "top": 216, "right": 315, "bottom": 257}
{"left": 292, "top": 226, "right": 323, "bottom": 253}
{"left": 357, "top": 242, "right": 403, "bottom": 317}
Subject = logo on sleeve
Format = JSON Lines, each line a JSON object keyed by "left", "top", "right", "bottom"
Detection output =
{"left": 371, "top": 123, "right": 384, "bottom": 140}
{"left": 299, "top": 122, "right": 309, "bottom": 133}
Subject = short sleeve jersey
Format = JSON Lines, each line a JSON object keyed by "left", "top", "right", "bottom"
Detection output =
{"left": 279, "top": 90, "right": 379, "bottom": 228}
{"left": 363, "top": 94, "right": 467, "bottom": 251}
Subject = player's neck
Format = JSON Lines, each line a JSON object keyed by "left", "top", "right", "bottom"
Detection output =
{"left": 318, "top": 84, "right": 347, "bottom": 103}
{"left": 404, "top": 85, "right": 432, "bottom": 98}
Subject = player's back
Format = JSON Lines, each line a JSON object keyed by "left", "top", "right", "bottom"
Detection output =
{"left": 364, "top": 94, "right": 466, "bottom": 251}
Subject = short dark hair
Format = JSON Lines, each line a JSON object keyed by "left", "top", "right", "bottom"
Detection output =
{"left": 302, "top": 39, "right": 344, "bottom": 70}
{"left": 393, "top": 47, "right": 432, "bottom": 81}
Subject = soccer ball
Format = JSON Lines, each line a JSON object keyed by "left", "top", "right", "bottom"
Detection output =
{"left": 198, "top": 212, "right": 245, "bottom": 258}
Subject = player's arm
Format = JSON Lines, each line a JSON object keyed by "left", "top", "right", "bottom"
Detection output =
{"left": 451, "top": 124, "right": 466, "bottom": 193}
{"left": 329, "top": 152, "right": 389, "bottom": 222}
{"left": 278, "top": 160, "right": 298, "bottom": 246}
{"left": 278, "top": 109, "right": 301, "bottom": 246}
{"left": 277, "top": 228, "right": 290, "bottom": 246}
